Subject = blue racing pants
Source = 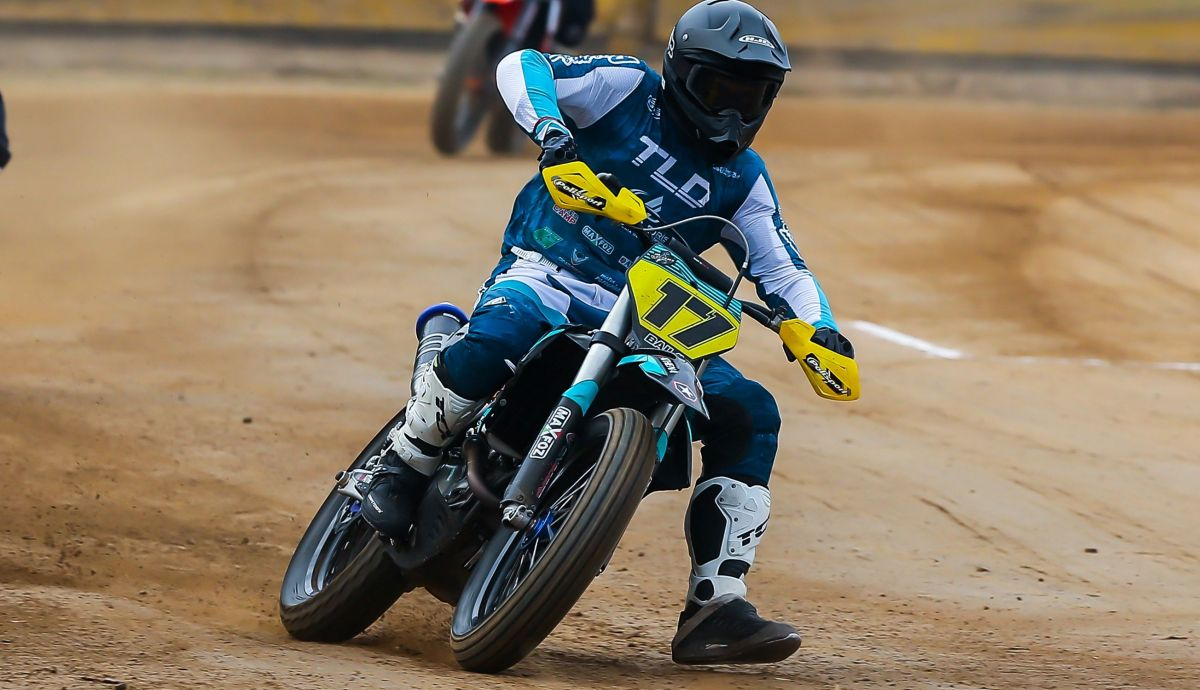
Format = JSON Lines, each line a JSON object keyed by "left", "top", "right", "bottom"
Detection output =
{"left": 439, "top": 270, "right": 781, "bottom": 487}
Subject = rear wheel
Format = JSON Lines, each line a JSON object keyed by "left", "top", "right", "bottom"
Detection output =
{"left": 484, "top": 101, "right": 530, "bottom": 156}
{"left": 279, "top": 411, "right": 411, "bottom": 642}
{"left": 431, "top": 10, "right": 505, "bottom": 156}
{"left": 450, "top": 408, "right": 657, "bottom": 672}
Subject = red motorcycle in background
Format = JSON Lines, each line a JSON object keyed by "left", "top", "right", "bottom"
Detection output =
{"left": 431, "top": 0, "right": 593, "bottom": 156}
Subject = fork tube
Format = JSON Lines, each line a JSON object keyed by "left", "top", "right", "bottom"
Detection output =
{"left": 647, "top": 358, "right": 706, "bottom": 457}
{"left": 499, "top": 290, "right": 633, "bottom": 528}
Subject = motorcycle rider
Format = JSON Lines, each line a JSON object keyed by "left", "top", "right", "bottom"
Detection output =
{"left": 365, "top": 0, "right": 854, "bottom": 664}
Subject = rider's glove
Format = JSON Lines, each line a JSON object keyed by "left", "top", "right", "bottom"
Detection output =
{"left": 538, "top": 128, "right": 578, "bottom": 170}
{"left": 784, "top": 326, "right": 855, "bottom": 361}
{"left": 812, "top": 327, "right": 855, "bottom": 358}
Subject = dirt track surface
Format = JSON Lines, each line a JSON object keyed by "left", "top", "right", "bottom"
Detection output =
{"left": 2, "top": 67, "right": 1199, "bottom": 689}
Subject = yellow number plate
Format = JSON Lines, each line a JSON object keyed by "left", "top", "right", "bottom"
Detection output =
{"left": 627, "top": 247, "right": 741, "bottom": 360}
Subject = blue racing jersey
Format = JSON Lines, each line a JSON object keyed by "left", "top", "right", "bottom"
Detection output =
{"left": 493, "top": 50, "right": 836, "bottom": 330}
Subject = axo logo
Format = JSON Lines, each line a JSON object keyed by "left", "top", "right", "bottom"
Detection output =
{"left": 632, "top": 137, "right": 710, "bottom": 210}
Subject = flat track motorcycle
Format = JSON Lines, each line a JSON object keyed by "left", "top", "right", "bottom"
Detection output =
{"left": 279, "top": 162, "right": 861, "bottom": 672}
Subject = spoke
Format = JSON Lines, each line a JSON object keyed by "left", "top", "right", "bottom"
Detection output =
{"left": 330, "top": 510, "right": 359, "bottom": 537}
{"left": 529, "top": 532, "right": 543, "bottom": 565}
{"left": 549, "top": 464, "right": 597, "bottom": 513}
{"left": 549, "top": 508, "right": 571, "bottom": 528}
{"left": 504, "top": 547, "right": 529, "bottom": 601}
{"left": 474, "top": 455, "right": 603, "bottom": 622}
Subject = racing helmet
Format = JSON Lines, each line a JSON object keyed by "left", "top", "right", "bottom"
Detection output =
{"left": 662, "top": 0, "right": 791, "bottom": 162}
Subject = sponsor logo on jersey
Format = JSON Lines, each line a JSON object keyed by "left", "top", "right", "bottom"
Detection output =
{"left": 569, "top": 249, "right": 589, "bottom": 266}
{"left": 582, "top": 225, "right": 615, "bottom": 255}
{"left": 595, "top": 273, "right": 622, "bottom": 292}
{"left": 738, "top": 35, "right": 775, "bottom": 48}
{"left": 548, "top": 54, "right": 641, "bottom": 67}
{"left": 632, "top": 136, "right": 711, "bottom": 210}
{"left": 649, "top": 229, "right": 675, "bottom": 245}
{"left": 534, "top": 226, "right": 563, "bottom": 249}
{"left": 713, "top": 166, "right": 741, "bottom": 179}
{"left": 644, "top": 195, "right": 664, "bottom": 217}
{"left": 552, "top": 205, "right": 579, "bottom": 225}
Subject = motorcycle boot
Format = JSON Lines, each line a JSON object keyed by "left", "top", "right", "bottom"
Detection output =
{"left": 361, "top": 360, "right": 477, "bottom": 540}
{"left": 672, "top": 477, "right": 801, "bottom": 665}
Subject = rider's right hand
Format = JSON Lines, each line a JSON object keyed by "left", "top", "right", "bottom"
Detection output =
{"left": 538, "top": 129, "right": 578, "bottom": 170}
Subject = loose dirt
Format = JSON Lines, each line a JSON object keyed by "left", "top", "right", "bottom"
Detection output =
{"left": 1, "top": 51, "right": 1197, "bottom": 689}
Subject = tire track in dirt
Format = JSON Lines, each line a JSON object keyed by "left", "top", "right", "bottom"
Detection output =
{"left": 1, "top": 66, "right": 1198, "bottom": 689}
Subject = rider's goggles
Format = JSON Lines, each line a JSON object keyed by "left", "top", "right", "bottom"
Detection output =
{"left": 686, "top": 64, "right": 781, "bottom": 121}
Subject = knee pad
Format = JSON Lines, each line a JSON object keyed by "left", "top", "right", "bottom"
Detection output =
{"left": 684, "top": 476, "right": 771, "bottom": 606}
{"left": 437, "top": 291, "right": 548, "bottom": 399}
{"left": 696, "top": 380, "right": 781, "bottom": 484}
{"left": 735, "top": 379, "right": 781, "bottom": 435}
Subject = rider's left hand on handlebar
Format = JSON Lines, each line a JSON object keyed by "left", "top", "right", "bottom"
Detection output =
{"left": 538, "top": 130, "right": 578, "bottom": 170}
{"left": 784, "top": 326, "right": 855, "bottom": 361}
{"left": 812, "top": 327, "right": 855, "bottom": 359}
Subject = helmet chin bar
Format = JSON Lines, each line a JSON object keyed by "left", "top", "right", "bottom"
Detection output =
{"left": 698, "top": 108, "right": 768, "bottom": 163}
{"left": 662, "top": 84, "right": 767, "bottom": 164}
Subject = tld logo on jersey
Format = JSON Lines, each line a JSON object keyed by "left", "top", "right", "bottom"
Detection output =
{"left": 632, "top": 137, "right": 710, "bottom": 210}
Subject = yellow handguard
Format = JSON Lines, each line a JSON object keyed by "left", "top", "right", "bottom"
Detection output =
{"left": 780, "top": 319, "right": 861, "bottom": 401}
{"left": 542, "top": 161, "right": 648, "bottom": 226}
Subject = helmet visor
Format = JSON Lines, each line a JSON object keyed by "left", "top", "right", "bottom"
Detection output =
{"left": 686, "top": 64, "right": 780, "bottom": 121}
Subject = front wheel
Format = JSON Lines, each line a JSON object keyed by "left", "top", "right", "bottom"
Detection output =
{"left": 450, "top": 408, "right": 657, "bottom": 672}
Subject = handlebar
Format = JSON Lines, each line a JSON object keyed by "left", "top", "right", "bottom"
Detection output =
{"left": 541, "top": 161, "right": 859, "bottom": 401}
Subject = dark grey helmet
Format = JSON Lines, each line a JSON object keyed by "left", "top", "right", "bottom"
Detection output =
{"left": 662, "top": 0, "right": 791, "bottom": 162}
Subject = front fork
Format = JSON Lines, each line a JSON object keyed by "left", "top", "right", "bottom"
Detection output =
{"left": 647, "top": 359, "right": 705, "bottom": 457}
{"left": 499, "top": 290, "right": 632, "bottom": 528}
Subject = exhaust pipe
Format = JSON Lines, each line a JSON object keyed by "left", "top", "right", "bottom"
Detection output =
{"left": 411, "top": 302, "right": 468, "bottom": 394}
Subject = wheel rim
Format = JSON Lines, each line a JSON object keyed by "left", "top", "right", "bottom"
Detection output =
{"left": 458, "top": 435, "right": 603, "bottom": 632}
{"left": 452, "top": 77, "right": 488, "bottom": 141}
{"left": 306, "top": 500, "right": 371, "bottom": 594}
{"left": 298, "top": 454, "right": 386, "bottom": 598}
{"left": 448, "top": 28, "right": 505, "bottom": 146}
